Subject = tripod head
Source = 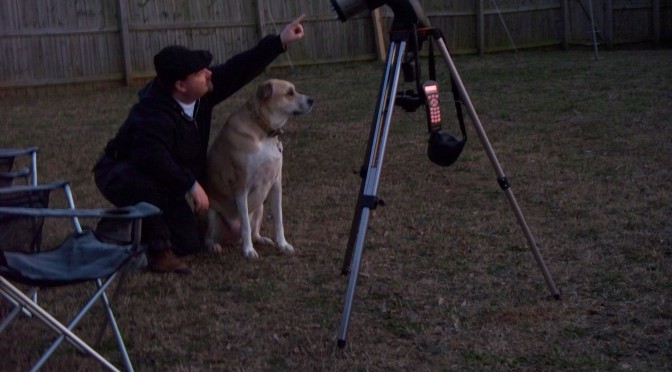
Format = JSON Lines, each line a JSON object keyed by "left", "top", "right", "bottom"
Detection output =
{"left": 330, "top": 0, "right": 430, "bottom": 30}
{"left": 331, "top": 0, "right": 465, "bottom": 167}
{"left": 330, "top": 0, "right": 431, "bottom": 112}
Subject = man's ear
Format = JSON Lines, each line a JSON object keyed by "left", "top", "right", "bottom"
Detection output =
{"left": 174, "top": 79, "right": 187, "bottom": 94}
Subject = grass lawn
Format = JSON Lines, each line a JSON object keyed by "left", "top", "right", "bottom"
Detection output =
{"left": 1, "top": 47, "right": 671, "bottom": 370}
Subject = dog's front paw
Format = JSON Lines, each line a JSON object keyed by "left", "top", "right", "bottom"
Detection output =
{"left": 277, "top": 241, "right": 294, "bottom": 255}
{"left": 244, "top": 247, "right": 259, "bottom": 260}
{"left": 207, "top": 243, "right": 223, "bottom": 254}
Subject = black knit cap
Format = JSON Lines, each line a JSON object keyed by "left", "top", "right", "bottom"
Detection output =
{"left": 154, "top": 45, "right": 213, "bottom": 87}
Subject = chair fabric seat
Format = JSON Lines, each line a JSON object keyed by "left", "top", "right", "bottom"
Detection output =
{"left": 1, "top": 230, "right": 133, "bottom": 286}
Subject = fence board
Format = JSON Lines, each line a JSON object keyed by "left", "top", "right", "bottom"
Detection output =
{"left": 613, "top": 0, "right": 655, "bottom": 42}
{"left": 661, "top": 0, "right": 672, "bottom": 44}
{"left": 0, "top": 0, "right": 669, "bottom": 93}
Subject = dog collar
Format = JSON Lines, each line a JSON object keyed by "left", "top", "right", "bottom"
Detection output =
{"left": 267, "top": 128, "right": 284, "bottom": 137}
{"left": 246, "top": 100, "right": 284, "bottom": 137}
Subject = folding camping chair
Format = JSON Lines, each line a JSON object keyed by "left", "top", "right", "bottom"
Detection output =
{"left": 1, "top": 146, "right": 44, "bottom": 313}
{"left": 0, "top": 180, "right": 160, "bottom": 371}
{"left": 0, "top": 146, "right": 39, "bottom": 187}
{"left": 0, "top": 180, "right": 79, "bottom": 329}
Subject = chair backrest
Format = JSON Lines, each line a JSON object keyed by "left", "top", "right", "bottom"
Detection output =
{"left": 0, "top": 147, "right": 39, "bottom": 187}
{"left": 0, "top": 181, "right": 79, "bottom": 253}
{"left": 0, "top": 156, "right": 18, "bottom": 186}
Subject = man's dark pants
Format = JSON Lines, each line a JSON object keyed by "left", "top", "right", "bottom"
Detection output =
{"left": 93, "top": 155, "right": 201, "bottom": 256}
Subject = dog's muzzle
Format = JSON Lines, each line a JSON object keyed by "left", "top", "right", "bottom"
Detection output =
{"left": 294, "top": 96, "right": 315, "bottom": 115}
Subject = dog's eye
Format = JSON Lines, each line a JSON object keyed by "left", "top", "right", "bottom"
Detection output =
{"left": 287, "top": 89, "right": 295, "bottom": 96}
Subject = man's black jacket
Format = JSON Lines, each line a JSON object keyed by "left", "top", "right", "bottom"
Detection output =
{"left": 99, "top": 35, "right": 285, "bottom": 196}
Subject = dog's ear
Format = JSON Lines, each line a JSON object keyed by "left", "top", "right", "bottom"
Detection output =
{"left": 256, "top": 82, "right": 274, "bottom": 102}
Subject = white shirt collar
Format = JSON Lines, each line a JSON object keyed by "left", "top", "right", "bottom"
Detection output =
{"left": 175, "top": 99, "right": 196, "bottom": 118}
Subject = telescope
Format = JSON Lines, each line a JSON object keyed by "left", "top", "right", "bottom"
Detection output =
{"left": 331, "top": 0, "right": 560, "bottom": 348}
{"left": 333, "top": 0, "right": 465, "bottom": 166}
{"left": 330, "top": 0, "right": 430, "bottom": 28}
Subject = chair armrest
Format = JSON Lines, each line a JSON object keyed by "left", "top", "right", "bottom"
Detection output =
{"left": 0, "top": 180, "right": 69, "bottom": 195}
{"left": 0, "top": 147, "right": 39, "bottom": 158}
{"left": 0, "top": 202, "right": 160, "bottom": 219}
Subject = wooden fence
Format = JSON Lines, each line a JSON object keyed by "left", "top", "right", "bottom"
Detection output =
{"left": 1, "top": 0, "right": 670, "bottom": 93}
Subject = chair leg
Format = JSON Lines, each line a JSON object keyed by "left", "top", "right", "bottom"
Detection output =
{"left": 95, "top": 271, "right": 130, "bottom": 346}
{"left": 97, "top": 275, "right": 134, "bottom": 372}
{"left": 93, "top": 271, "right": 128, "bottom": 348}
{"left": 29, "top": 274, "right": 126, "bottom": 371}
{"left": 1, "top": 286, "right": 87, "bottom": 355}
{"left": 0, "top": 286, "right": 37, "bottom": 332}
{"left": 0, "top": 277, "right": 120, "bottom": 372}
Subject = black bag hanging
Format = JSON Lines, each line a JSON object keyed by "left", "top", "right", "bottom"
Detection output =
{"left": 426, "top": 38, "right": 467, "bottom": 167}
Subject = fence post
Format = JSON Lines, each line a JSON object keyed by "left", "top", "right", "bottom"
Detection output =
{"left": 562, "top": 0, "right": 570, "bottom": 49}
{"left": 477, "top": 0, "right": 485, "bottom": 55}
{"left": 255, "top": 0, "right": 267, "bottom": 40}
{"left": 372, "top": 8, "right": 386, "bottom": 61}
{"left": 603, "top": 0, "right": 614, "bottom": 48}
{"left": 652, "top": 0, "right": 660, "bottom": 46}
{"left": 117, "top": 0, "right": 132, "bottom": 86}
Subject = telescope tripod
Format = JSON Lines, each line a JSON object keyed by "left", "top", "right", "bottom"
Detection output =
{"left": 337, "top": 27, "right": 560, "bottom": 348}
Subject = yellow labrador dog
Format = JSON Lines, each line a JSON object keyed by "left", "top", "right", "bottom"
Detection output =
{"left": 204, "top": 79, "right": 313, "bottom": 259}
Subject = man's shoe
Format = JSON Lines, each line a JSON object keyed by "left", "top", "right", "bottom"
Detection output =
{"left": 147, "top": 249, "right": 191, "bottom": 274}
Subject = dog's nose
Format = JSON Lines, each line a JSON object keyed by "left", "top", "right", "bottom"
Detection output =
{"left": 307, "top": 97, "right": 315, "bottom": 106}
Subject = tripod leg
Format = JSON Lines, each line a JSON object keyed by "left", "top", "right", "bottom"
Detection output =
{"left": 433, "top": 35, "right": 560, "bottom": 299}
{"left": 338, "top": 39, "right": 407, "bottom": 348}
{"left": 341, "top": 195, "right": 364, "bottom": 275}
{"left": 341, "top": 38, "right": 404, "bottom": 275}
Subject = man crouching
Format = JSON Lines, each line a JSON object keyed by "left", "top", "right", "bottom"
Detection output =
{"left": 92, "top": 15, "right": 306, "bottom": 274}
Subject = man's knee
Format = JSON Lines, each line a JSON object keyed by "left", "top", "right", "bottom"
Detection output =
{"left": 94, "top": 158, "right": 169, "bottom": 208}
